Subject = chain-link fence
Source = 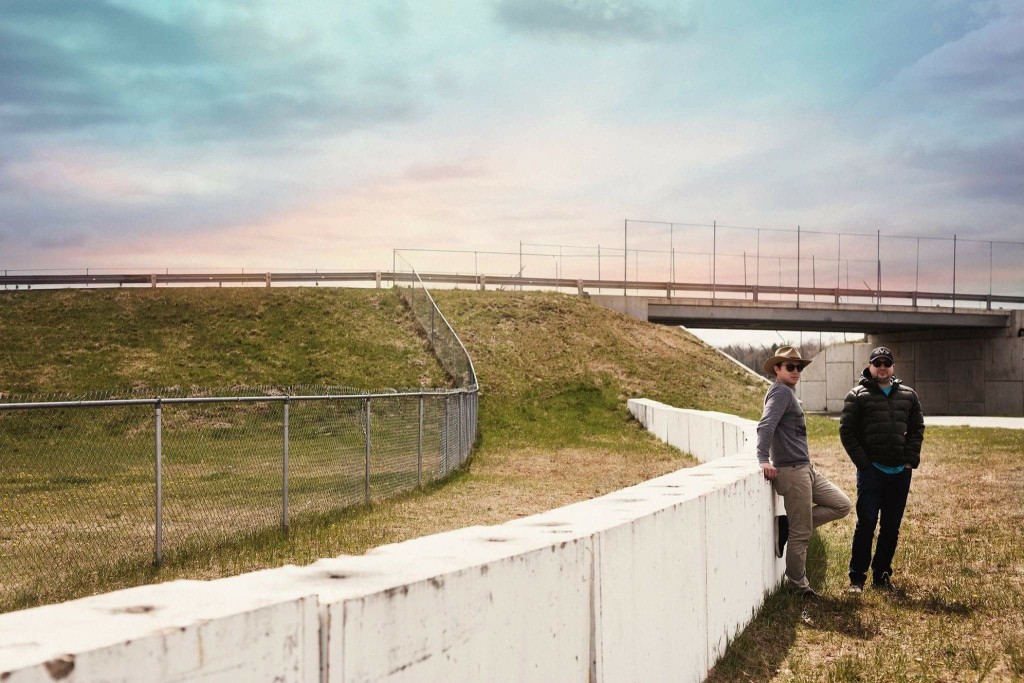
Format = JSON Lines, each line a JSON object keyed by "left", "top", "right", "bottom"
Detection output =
{"left": 0, "top": 268, "right": 479, "bottom": 612}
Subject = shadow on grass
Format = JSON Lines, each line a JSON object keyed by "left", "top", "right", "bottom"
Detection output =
{"left": 706, "top": 533, "right": 878, "bottom": 681}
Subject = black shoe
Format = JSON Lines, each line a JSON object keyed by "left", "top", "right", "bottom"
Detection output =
{"left": 872, "top": 572, "right": 895, "bottom": 591}
{"left": 775, "top": 515, "right": 789, "bottom": 558}
{"left": 796, "top": 586, "right": 820, "bottom": 600}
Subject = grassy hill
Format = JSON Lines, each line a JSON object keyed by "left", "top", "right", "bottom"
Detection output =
{"left": 0, "top": 287, "right": 449, "bottom": 396}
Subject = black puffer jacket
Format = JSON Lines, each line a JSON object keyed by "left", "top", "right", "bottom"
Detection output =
{"left": 839, "top": 368, "right": 925, "bottom": 470}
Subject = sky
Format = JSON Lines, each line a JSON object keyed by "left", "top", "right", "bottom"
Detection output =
{"left": 2, "top": 1, "right": 1023, "bottom": 343}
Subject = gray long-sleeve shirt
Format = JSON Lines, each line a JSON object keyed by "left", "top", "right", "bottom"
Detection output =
{"left": 756, "top": 381, "right": 810, "bottom": 466}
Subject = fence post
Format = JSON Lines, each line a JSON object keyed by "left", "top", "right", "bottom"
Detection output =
{"left": 462, "top": 392, "right": 467, "bottom": 460}
{"left": 364, "top": 397, "right": 371, "bottom": 504}
{"left": 952, "top": 234, "right": 957, "bottom": 313}
{"left": 458, "top": 392, "right": 464, "bottom": 463}
{"left": 282, "top": 398, "right": 289, "bottom": 532}
{"left": 417, "top": 394, "right": 424, "bottom": 487}
{"left": 443, "top": 396, "right": 449, "bottom": 476}
{"left": 154, "top": 399, "right": 163, "bottom": 565}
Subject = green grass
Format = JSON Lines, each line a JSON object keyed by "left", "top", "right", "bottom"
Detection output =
{"left": 707, "top": 418, "right": 1024, "bottom": 682}
{"left": 0, "top": 287, "right": 448, "bottom": 394}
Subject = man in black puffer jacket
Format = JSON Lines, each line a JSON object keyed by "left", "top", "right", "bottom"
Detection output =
{"left": 839, "top": 346, "right": 925, "bottom": 594}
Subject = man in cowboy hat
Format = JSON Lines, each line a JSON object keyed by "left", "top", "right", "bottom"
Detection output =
{"left": 758, "top": 346, "right": 851, "bottom": 598}
{"left": 839, "top": 346, "right": 924, "bottom": 594}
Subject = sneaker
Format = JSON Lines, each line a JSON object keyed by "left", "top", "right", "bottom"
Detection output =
{"left": 873, "top": 572, "right": 894, "bottom": 591}
{"left": 797, "top": 586, "right": 820, "bottom": 600}
{"left": 847, "top": 583, "right": 864, "bottom": 594}
{"left": 774, "top": 515, "right": 789, "bottom": 558}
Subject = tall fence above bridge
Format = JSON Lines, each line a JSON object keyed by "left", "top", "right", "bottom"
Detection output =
{"left": 4, "top": 222, "right": 1022, "bottom": 310}
{"left": 0, "top": 264, "right": 479, "bottom": 613}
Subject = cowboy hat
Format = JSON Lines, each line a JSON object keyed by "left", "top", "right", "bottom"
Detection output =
{"left": 762, "top": 346, "right": 812, "bottom": 374}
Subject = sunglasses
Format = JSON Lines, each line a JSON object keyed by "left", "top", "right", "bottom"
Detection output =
{"left": 776, "top": 363, "right": 804, "bottom": 372}
{"left": 871, "top": 359, "right": 894, "bottom": 368}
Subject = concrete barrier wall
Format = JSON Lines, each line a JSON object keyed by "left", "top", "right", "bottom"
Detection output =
{"left": 0, "top": 401, "right": 784, "bottom": 682}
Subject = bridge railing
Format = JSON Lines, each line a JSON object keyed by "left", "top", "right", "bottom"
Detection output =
{"left": 7, "top": 267, "right": 1021, "bottom": 311}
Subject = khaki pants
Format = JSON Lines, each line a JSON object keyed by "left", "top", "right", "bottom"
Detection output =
{"left": 773, "top": 463, "right": 851, "bottom": 589}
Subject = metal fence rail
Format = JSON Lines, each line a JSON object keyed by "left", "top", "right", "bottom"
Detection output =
{"left": 0, "top": 269, "right": 479, "bottom": 611}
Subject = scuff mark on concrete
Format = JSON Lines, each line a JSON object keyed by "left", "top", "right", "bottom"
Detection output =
{"left": 43, "top": 654, "right": 74, "bottom": 680}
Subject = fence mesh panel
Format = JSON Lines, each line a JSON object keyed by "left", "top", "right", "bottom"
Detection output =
{"left": 286, "top": 398, "right": 367, "bottom": 519}
{"left": 0, "top": 404, "right": 155, "bottom": 605}
{"left": 161, "top": 400, "right": 283, "bottom": 559}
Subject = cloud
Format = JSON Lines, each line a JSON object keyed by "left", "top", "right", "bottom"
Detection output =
{"left": 403, "top": 161, "right": 487, "bottom": 183}
{"left": 2, "top": 0, "right": 208, "bottom": 65}
{"left": 33, "top": 233, "right": 88, "bottom": 250}
{"left": 0, "top": 2, "right": 420, "bottom": 142}
{"left": 0, "top": 29, "right": 126, "bottom": 132}
{"left": 495, "top": 0, "right": 696, "bottom": 41}
{"left": 889, "top": 11, "right": 1024, "bottom": 126}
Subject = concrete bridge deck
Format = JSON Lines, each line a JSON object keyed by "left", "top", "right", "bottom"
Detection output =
{"left": 592, "top": 295, "right": 1013, "bottom": 334}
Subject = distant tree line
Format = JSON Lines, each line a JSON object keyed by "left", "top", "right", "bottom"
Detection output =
{"left": 717, "top": 339, "right": 828, "bottom": 378}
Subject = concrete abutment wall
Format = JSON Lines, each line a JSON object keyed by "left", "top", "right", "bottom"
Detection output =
{"left": 797, "top": 311, "right": 1024, "bottom": 416}
{"left": 0, "top": 402, "right": 783, "bottom": 682}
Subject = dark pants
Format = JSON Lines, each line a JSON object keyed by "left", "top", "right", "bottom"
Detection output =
{"left": 849, "top": 465, "right": 913, "bottom": 586}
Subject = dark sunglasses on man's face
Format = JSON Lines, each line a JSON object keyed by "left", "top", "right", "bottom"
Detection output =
{"left": 776, "top": 363, "right": 803, "bottom": 372}
{"left": 871, "top": 359, "right": 894, "bottom": 368}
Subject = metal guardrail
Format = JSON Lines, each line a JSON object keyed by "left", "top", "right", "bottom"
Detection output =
{"left": 0, "top": 269, "right": 479, "bottom": 610}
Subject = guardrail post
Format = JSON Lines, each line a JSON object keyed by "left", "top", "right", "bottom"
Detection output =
{"left": 150, "top": 273, "right": 157, "bottom": 288}
{"left": 375, "top": 271, "right": 381, "bottom": 289}
{"left": 154, "top": 399, "right": 163, "bottom": 565}
{"left": 364, "top": 397, "right": 372, "bottom": 503}
{"left": 265, "top": 273, "right": 271, "bottom": 288}
{"left": 417, "top": 394, "right": 424, "bottom": 487}
{"left": 479, "top": 275, "right": 486, "bottom": 292}
{"left": 282, "top": 398, "right": 289, "bottom": 532}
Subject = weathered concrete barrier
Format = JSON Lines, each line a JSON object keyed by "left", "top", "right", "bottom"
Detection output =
{"left": 0, "top": 401, "right": 783, "bottom": 682}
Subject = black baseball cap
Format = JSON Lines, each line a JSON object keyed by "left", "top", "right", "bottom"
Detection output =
{"left": 869, "top": 347, "right": 894, "bottom": 363}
